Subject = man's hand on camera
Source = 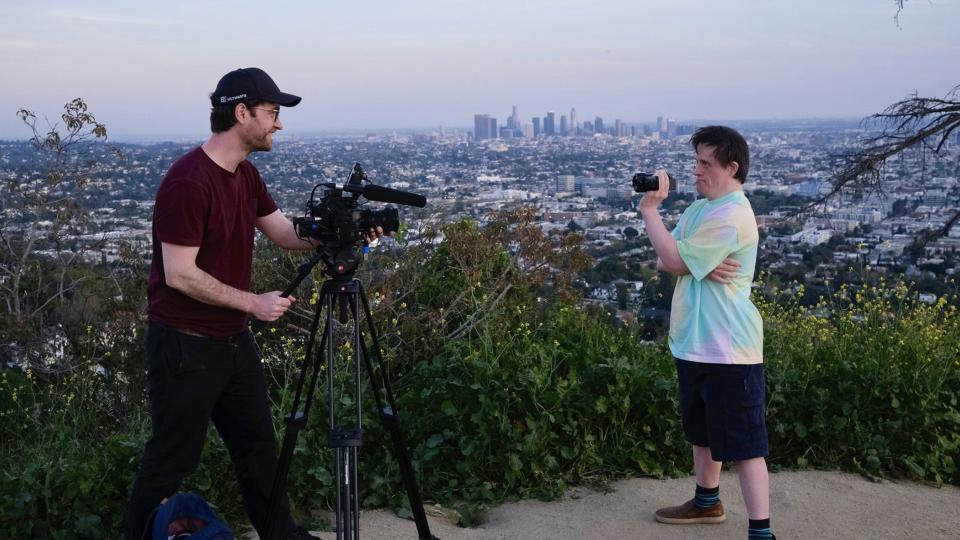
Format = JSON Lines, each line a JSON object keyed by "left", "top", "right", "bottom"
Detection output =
{"left": 366, "top": 226, "right": 389, "bottom": 246}
{"left": 251, "top": 291, "right": 296, "bottom": 321}
{"left": 639, "top": 169, "right": 671, "bottom": 212}
{"left": 707, "top": 257, "right": 741, "bottom": 284}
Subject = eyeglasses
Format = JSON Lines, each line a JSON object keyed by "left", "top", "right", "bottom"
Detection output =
{"left": 250, "top": 106, "right": 280, "bottom": 121}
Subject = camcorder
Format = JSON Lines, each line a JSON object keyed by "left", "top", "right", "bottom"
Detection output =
{"left": 294, "top": 163, "right": 426, "bottom": 276}
{"left": 632, "top": 172, "right": 677, "bottom": 192}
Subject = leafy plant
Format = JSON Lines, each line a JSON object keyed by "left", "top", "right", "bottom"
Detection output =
{"left": 2, "top": 214, "right": 958, "bottom": 538}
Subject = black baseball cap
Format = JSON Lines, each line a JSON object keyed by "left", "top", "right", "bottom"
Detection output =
{"left": 211, "top": 67, "right": 301, "bottom": 108}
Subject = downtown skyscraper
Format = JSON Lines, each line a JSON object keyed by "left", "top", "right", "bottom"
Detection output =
{"left": 544, "top": 111, "right": 556, "bottom": 136}
{"left": 474, "top": 114, "right": 497, "bottom": 140}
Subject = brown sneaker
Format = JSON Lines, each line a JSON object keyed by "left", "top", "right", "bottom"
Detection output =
{"left": 655, "top": 499, "right": 726, "bottom": 524}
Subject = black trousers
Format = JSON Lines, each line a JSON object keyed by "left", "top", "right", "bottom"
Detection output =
{"left": 123, "top": 323, "right": 293, "bottom": 540}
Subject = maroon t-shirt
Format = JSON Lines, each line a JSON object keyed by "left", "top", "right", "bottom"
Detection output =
{"left": 147, "top": 147, "right": 278, "bottom": 336}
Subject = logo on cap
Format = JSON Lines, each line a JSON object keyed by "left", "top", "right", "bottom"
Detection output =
{"left": 211, "top": 68, "right": 301, "bottom": 108}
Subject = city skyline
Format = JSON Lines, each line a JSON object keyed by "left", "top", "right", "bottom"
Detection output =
{"left": 473, "top": 106, "right": 697, "bottom": 139}
{"left": 1, "top": 0, "right": 958, "bottom": 141}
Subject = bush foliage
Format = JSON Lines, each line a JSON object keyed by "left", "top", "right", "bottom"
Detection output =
{"left": 1, "top": 214, "right": 958, "bottom": 537}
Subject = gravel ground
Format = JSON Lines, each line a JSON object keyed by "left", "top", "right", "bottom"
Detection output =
{"left": 246, "top": 470, "right": 960, "bottom": 539}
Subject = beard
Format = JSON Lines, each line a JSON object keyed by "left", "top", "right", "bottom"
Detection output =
{"left": 243, "top": 126, "right": 273, "bottom": 152}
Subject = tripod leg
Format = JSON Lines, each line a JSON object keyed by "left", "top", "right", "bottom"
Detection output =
{"left": 336, "top": 447, "right": 348, "bottom": 540}
{"left": 263, "top": 284, "right": 332, "bottom": 540}
{"left": 329, "top": 426, "right": 362, "bottom": 539}
{"left": 334, "top": 443, "right": 360, "bottom": 540}
{"left": 351, "top": 446, "right": 360, "bottom": 538}
{"left": 328, "top": 283, "right": 363, "bottom": 540}
{"left": 355, "top": 283, "right": 438, "bottom": 540}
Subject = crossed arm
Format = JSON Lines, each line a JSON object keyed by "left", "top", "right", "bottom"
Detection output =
{"left": 657, "top": 256, "right": 741, "bottom": 283}
{"left": 641, "top": 200, "right": 739, "bottom": 283}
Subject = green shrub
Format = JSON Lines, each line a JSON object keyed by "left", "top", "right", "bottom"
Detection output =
{"left": 759, "top": 278, "right": 960, "bottom": 484}
{"left": 0, "top": 366, "right": 144, "bottom": 538}
{"left": 392, "top": 302, "right": 688, "bottom": 505}
{"left": 2, "top": 220, "right": 958, "bottom": 537}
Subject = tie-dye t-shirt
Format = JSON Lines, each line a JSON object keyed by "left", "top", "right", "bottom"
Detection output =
{"left": 669, "top": 190, "right": 763, "bottom": 364}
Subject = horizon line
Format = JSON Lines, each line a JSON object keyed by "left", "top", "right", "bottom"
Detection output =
{"left": 0, "top": 116, "right": 871, "bottom": 145}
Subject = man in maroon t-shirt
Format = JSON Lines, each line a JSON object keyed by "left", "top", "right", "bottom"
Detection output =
{"left": 124, "top": 68, "right": 377, "bottom": 540}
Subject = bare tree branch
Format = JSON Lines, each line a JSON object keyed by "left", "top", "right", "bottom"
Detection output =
{"left": 894, "top": 0, "right": 907, "bottom": 27}
{"left": 1, "top": 98, "right": 123, "bottom": 373}
{"left": 810, "top": 85, "right": 960, "bottom": 238}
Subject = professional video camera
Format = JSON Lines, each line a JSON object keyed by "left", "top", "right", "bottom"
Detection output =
{"left": 632, "top": 172, "right": 677, "bottom": 192}
{"left": 293, "top": 163, "right": 426, "bottom": 276}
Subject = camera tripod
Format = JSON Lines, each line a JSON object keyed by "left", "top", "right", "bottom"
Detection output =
{"left": 262, "top": 250, "right": 438, "bottom": 540}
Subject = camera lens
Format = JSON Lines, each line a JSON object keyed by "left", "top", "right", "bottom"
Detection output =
{"left": 368, "top": 207, "right": 399, "bottom": 234}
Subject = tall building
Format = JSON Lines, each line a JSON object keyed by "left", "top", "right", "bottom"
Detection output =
{"left": 545, "top": 111, "right": 556, "bottom": 136}
{"left": 474, "top": 114, "right": 491, "bottom": 140}
{"left": 512, "top": 106, "right": 523, "bottom": 137}
{"left": 666, "top": 118, "right": 677, "bottom": 138}
{"left": 657, "top": 116, "right": 667, "bottom": 135}
{"left": 507, "top": 105, "right": 520, "bottom": 131}
{"left": 532, "top": 117, "right": 541, "bottom": 138}
{"left": 556, "top": 174, "right": 576, "bottom": 192}
{"left": 474, "top": 114, "right": 498, "bottom": 140}
{"left": 570, "top": 107, "right": 578, "bottom": 136}
{"left": 560, "top": 115, "right": 568, "bottom": 136}
{"left": 615, "top": 119, "right": 626, "bottom": 137}
{"left": 595, "top": 116, "right": 604, "bottom": 134}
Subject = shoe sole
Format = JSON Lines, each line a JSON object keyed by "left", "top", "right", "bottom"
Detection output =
{"left": 655, "top": 514, "right": 726, "bottom": 524}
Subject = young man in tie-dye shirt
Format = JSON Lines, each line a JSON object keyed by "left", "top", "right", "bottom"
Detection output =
{"left": 639, "top": 126, "right": 775, "bottom": 540}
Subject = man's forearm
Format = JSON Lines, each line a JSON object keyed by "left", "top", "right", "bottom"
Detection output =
{"left": 257, "top": 210, "right": 319, "bottom": 251}
{"left": 272, "top": 227, "right": 317, "bottom": 251}
{"left": 168, "top": 266, "right": 256, "bottom": 313}
{"left": 641, "top": 208, "right": 686, "bottom": 274}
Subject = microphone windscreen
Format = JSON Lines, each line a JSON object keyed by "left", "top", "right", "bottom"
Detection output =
{"left": 362, "top": 185, "right": 427, "bottom": 207}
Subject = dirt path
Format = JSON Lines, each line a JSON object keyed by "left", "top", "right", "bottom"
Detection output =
{"left": 261, "top": 471, "right": 960, "bottom": 539}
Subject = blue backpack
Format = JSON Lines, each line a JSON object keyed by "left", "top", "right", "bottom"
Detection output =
{"left": 147, "top": 492, "right": 234, "bottom": 540}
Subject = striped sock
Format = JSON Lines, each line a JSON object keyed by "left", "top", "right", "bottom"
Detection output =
{"left": 748, "top": 518, "right": 774, "bottom": 539}
{"left": 693, "top": 484, "right": 720, "bottom": 508}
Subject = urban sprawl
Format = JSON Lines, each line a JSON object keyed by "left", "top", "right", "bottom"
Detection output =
{"left": 2, "top": 111, "right": 959, "bottom": 316}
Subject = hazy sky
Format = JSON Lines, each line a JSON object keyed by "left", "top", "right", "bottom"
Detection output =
{"left": 1, "top": 0, "right": 958, "bottom": 140}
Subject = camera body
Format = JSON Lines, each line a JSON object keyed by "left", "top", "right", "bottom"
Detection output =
{"left": 294, "top": 193, "right": 399, "bottom": 249}
{"left": 294, "top": 163, "right": 423, "bottom": 276}
{"left": 632, "top": 172, "right": 677, "bottom": 192}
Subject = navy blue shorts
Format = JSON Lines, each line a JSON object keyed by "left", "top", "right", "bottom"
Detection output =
{"left": 675, "top": 358, "right": 769, "bottom": 462}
